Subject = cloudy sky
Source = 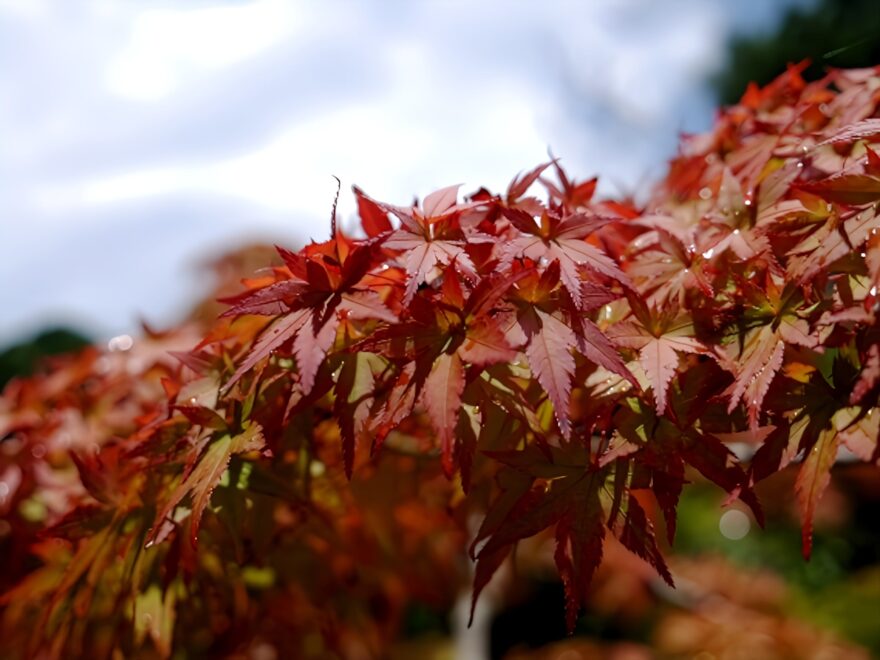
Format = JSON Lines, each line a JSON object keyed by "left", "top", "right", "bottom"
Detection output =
{"left": 0, "top": 0, "right": 814, "bottom": 345}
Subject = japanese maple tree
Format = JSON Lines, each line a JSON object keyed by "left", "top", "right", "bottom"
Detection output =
{"left": 2, "top": 63, "right": 880, "bottom": 657}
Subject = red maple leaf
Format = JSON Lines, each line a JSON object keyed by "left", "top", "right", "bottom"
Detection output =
{"left": 223, "top": 240, "right": 394, "bottom": 394}
{"left": 379, "top": 184, "right": 484, "bottom": 303}
{"left": 609, "top": 303, "right": 710, "bottom": 415}
{"left": 500, "top": 206, "right": 631, "bottom": 308}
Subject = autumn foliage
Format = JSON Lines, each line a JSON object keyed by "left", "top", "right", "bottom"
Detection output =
{"left": 3, "top": 64, "right": 880, "bottom": 657}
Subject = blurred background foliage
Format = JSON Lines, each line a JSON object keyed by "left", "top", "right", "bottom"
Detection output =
{"left": 3, "top": 0, "right": 880, "bottom": 657}
{"left": 474, "top": 467, "right": 880, "bottom": 659}
{"left": 0, "top": 328, "right": 90, "bottom": 390}
{"left": 714, "top": 0, "right": 880, "bottom": 104}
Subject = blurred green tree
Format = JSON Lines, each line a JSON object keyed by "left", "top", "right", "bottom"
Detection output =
{"left": 0, "top": 328, "right": 91, "bottom": 388}
{"left": 714, "top": 0, "right": 880, "bottom": 105}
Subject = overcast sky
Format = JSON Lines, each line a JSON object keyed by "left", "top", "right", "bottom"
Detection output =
{"left": 0, "top": 0, "right": 814, "bottom": 345}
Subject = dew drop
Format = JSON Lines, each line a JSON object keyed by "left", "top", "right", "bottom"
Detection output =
{"left": 107, "top": 334, "right": 133, "bottom": 352}
{"left": 871, "top": 286, "right": 877, "bottom": 296}
{"left": 719, "top": 509, "right": 750, "bottom": 540}
{"left": 861, "top": 252, "right": 867, "bottom": 258}
{"left": 702, "top": 248, "right": 715, "bottom": 259}
{"left": 733, "top": 229, "right": 740, "bottom": 236}
{"left": 797, "top": 162, "right": 804, "bottom": 169}
{"left": 698, "top": 187, "right": 712, "bottom": 200}
{"left": 538, "top": 256, "right": 550, "bottom": 267}
{"left": 31, "top": 444, "right": 46, "bottom": 459}
{"left": 189, "top": 397, "right": 198, "bottom": 405}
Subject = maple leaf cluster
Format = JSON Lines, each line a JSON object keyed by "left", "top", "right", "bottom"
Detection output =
{"left": 3, "top": 64, "right": 880, "bottom": 657}
{"left": 0, "top": 273, "right": 464, "bottom": 657}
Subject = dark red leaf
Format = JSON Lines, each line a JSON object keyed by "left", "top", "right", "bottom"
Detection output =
{"left": 353, "top": 185, "right": 393, "bottom": 237}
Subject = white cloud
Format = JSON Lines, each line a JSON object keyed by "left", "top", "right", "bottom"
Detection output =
{"left": 105, "top": 0, "right": 307, "bottom": 101}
